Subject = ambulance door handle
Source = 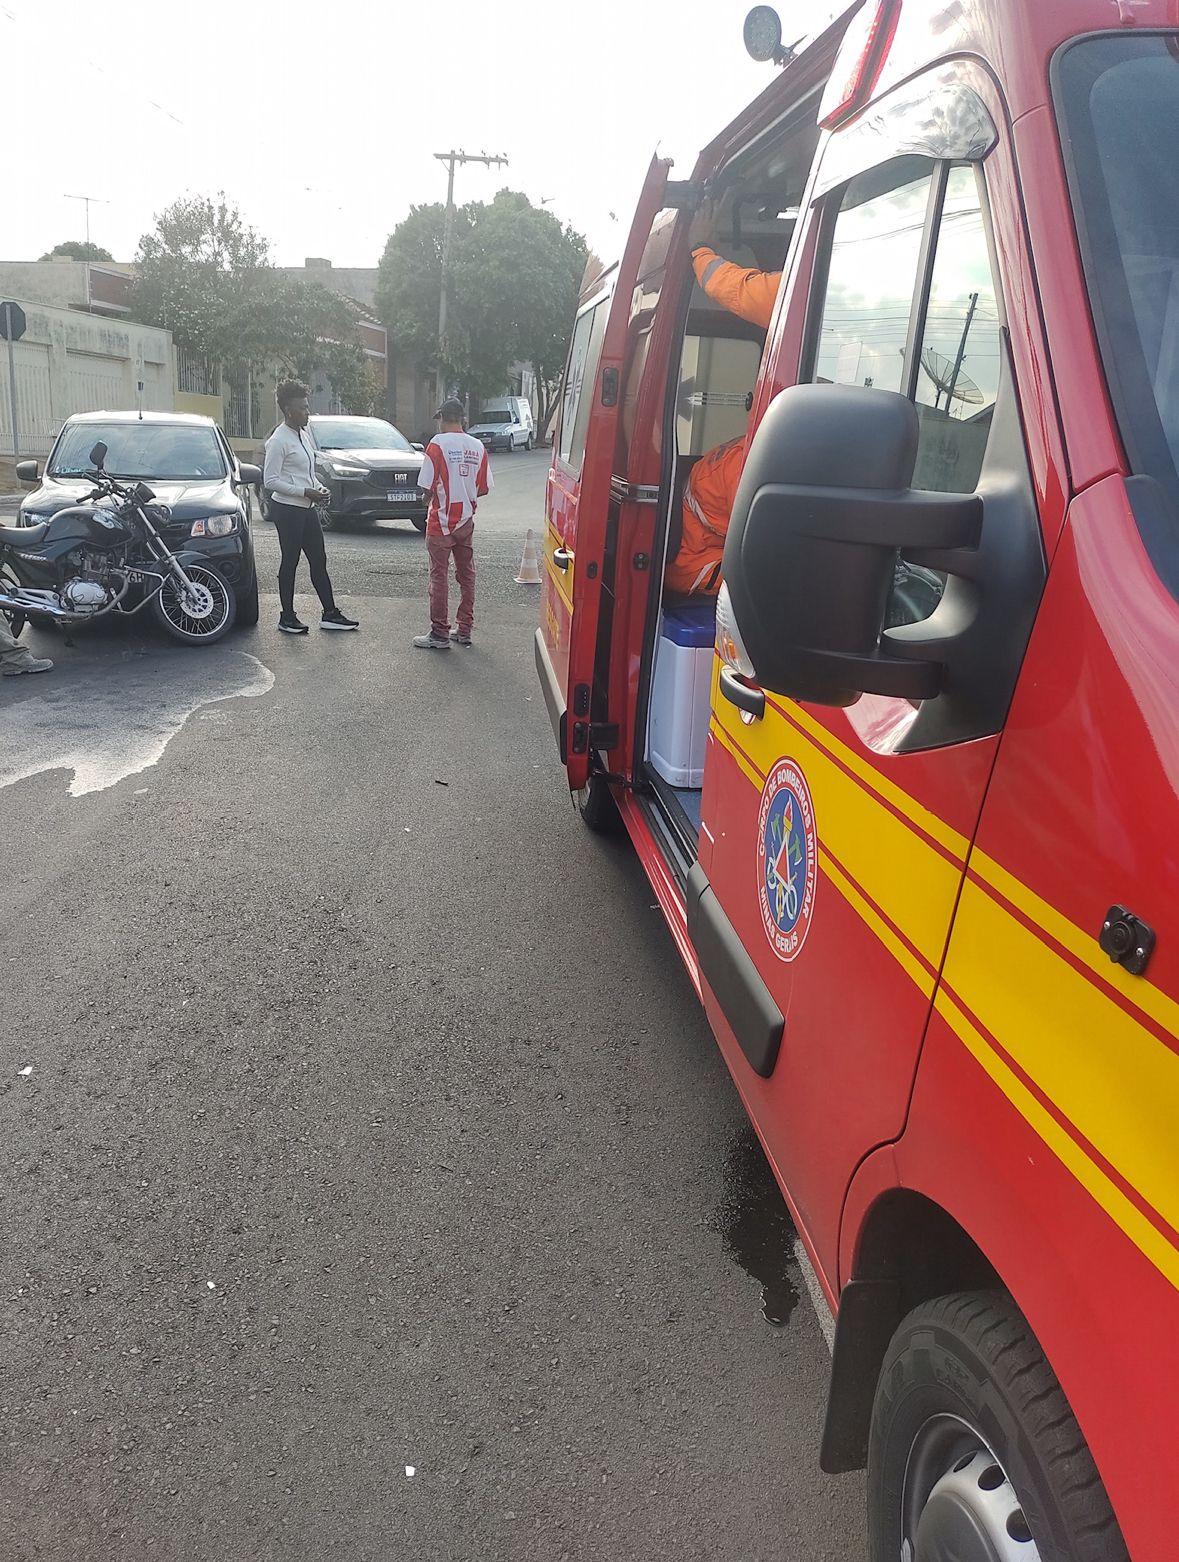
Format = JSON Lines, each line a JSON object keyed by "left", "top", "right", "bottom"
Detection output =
{"left": 720, "top": 665, "right": 765, "bottom": 719}
{"left": 553, "top": 548, "right": 572, "bottom": 572}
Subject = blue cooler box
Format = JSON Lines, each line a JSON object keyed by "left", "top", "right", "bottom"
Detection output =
{"left": 649, "top": 600, "right": 716, "bottom": 789}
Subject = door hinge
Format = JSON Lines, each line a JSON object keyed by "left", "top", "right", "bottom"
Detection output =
{"left": 633, "top": 552, "right": 650, "bottom": 571}
{"left": 665, "top": 180, "right": 704, "bottom": 210}
{"left": 589, "top": 723, "right": 619, "bottom": 749}
{"left": 610, "top": 475, "right": 660, "bottom": 506}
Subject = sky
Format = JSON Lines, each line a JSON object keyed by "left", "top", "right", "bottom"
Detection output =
{"left": 2, "top": 0, "right": 841, "bottom": 270}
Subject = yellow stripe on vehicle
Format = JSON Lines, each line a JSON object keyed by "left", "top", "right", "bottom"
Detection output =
{"left": 972, "top": 846, "right": 1179, "bottom": 1042}
{"left": 770, "top": 695, "right": 970, "bottom": 864}
{"left": 544, "top": 522, "right": 574, "bottom": 614}
{"left": 705, "top": 663, "right": 1179, "bottom": 1291}
{"left": 708, "top": 717, "right": 764, "bottom": 791}
{"left": 944, "top": 877, "right": 1179, "bottom": 1250}
{"left": 818, "top": 846, "right": 937, "bottom": 999}
{"left": 936, "top": 985, "right": 1179, "bottom": 1292}
{"left": 711, "top": 673, "right": 962, "bottom": 972}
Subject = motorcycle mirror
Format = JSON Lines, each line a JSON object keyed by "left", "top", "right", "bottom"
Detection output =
{"left": 89, "top": 441, "right": 108, "bottom": 469}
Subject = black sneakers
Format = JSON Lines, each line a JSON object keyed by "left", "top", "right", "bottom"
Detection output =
{"left": 278, "top": 613, "right": 309, "bottom": 635}
{"left": 321, "top": 609, "right": 360, "bottom": 631}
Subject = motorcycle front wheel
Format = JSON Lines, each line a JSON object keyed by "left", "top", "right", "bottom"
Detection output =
{"left": 151, "top": 563, "right": 236, "bottom": 645}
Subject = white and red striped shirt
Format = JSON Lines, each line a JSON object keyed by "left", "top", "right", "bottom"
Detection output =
{"left": 417, "top": 432, "right": 492, "bottom": 536}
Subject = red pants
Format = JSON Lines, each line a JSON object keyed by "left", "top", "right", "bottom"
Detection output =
{"left": 428, "top": 521, "right": 475, "bottom": 637}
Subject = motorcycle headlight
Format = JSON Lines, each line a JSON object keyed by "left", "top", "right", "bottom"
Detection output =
{"left": 191, "top": 515, "right": 235, "bottom": 538}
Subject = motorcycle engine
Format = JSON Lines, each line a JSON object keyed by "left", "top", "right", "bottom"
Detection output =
{"left": 62, "top": 577, "right": 112, "bottom": 610}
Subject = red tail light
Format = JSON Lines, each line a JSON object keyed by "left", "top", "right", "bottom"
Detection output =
{"left": 818, "top": 0, "right": 902, "bottom": 129}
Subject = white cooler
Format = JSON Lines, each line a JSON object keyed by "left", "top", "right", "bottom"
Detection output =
{"left": 648, "top": 601, "right": 717, "bottom": 788}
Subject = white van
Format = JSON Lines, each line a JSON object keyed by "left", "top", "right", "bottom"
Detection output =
{"left": 468, "top": 396, "right": 535, "bottom": 453}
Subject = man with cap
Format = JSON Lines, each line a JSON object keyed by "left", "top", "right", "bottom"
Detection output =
{"left": 413, "top": 399, "right": 492, "bottom": 650}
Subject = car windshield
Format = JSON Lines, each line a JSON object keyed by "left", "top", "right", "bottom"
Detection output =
{"left": 477, "top": 412, "right": 512, "bottom": 425}
{"left": 50, "top": 422, "right": 227, "bottom": 480}
{"left": 1056, "top": 33, "right": 1179, "bottom": 502}
{"left": 312, "top": 418, "right": 412, "bottom": 451}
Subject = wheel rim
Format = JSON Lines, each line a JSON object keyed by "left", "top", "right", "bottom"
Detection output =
{"left": 158, "top": 566, "right": 231, "bottom": 638}
{"left": 901, "top": 1415, "right": 1041, "bottom": 1562}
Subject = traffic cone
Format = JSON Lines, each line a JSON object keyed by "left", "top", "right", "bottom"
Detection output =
{"left": 515, "top": 528, "right": 542, "bottom": 584}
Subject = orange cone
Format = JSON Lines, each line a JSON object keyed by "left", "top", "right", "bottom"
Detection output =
{"left": 515, "top": 527, "right": 542, "bottom": 584}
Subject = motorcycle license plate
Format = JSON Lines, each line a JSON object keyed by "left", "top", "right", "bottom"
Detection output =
{"left": 125, "top": 567, "right": 160, "bottom": 585}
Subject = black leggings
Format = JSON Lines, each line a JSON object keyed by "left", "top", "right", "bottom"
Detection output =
{"left": 271, "top": 502, "right": 337, "bottom": 617}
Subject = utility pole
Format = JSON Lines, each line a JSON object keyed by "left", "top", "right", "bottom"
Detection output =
{"left": 945, "top": 291, "right": 979, "bottom": 413}
{"left": 433, "top": 150, "right": 508, "bottom": 409}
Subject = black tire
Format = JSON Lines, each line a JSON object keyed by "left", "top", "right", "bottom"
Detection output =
{"left": 411, "top": 515, "right": 427, "bottom": 533}
{"left": 257, "top": 487, "right": 273, "bottom": 523}
{"left": 150, "top": 563, "right": 236, "bottom": 646}
{"left": 236, "top": 567, "right": 260, "bottom": 627}
{"left": 869, "top": 1291, "right": 1128, "bottom": 1562}
{"left": 576, "top": 772, "right": 620, "bottom": 834}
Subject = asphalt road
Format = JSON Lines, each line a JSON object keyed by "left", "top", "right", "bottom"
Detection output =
{"left": 0, "top": 449, "right": 864, "bottom": 1560}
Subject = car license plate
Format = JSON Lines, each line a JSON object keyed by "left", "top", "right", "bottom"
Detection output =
{"left": 387, "top": 489, "right": 416, "bottom": 502}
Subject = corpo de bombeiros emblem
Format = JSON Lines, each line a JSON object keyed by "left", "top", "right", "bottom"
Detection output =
{"left": 756, "top": 758, "right": 817, "bottom": 962}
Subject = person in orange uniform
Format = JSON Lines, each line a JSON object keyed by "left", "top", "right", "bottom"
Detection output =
{"left": 689, "top": 246, "right": 782, "bottom": 331}
{"left": 666, "top": 247, "right": 783, "bottom": 596}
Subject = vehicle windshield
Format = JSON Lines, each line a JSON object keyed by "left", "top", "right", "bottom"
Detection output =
{"left": 477, "top": 412, "right": 513, "bottom": 425}
{"left": 1056, "top": 33, "right": 1179, "bottom": 502}
{"left": 312, "top": 417, "right": 412, "bottom": 451}
{"left": 50, "top": 422, "right": 227, "bottom": 480}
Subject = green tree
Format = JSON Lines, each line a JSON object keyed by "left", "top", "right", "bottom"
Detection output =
{"left": 39, "top": 240, "right": 115, "bottom": 261}
{"left": 376, "top": 190, "right": 587, "bottom": 415}
{"left": 131, "top": 194, "right": 373, "bottom": 411}
{"left": 459, "top": 190, "right": 587, "bottom": 428}
{"left": 376, "top": 201, "right": 474, "bottom": 390}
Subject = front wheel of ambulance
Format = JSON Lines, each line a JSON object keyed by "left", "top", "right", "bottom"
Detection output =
{"left": 576, "top": 772, "right": 619, "bottom": 834}
{"left": 868, "top": 1292, "right": 1128, "bottom": 1562}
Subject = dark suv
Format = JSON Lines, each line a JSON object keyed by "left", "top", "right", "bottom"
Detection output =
{"left": 16, "top": 410, "right": 260, "bottom": 625}
{"left": 260, "top": 416, "right": 428, "bottom": 531}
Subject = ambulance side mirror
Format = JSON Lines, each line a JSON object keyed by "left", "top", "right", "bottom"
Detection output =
{"left": 722, "top": 384, "right": 983, "bottom": 707}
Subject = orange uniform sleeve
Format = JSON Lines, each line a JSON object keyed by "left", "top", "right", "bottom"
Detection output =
{"left": 691, "top": 246, "right": 782, "bottom": 331}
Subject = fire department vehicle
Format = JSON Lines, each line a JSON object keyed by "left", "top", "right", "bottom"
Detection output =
{"left": 535, "top": 1, "right": 1179, "bottom": 1557}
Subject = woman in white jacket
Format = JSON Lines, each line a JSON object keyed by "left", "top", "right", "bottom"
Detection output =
{"left": 262, "top": 381, "right": 358, "bottom": 635}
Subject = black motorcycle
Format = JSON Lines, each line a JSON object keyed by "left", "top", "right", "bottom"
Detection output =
{"left": 0, "top": 440, "right": 237, "bottom": 646}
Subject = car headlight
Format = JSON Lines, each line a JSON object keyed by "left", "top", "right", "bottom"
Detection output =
{"left": 322, "top": 459, "right": 366, "bottom": 478}
{"left": 190, "top": 515, "right": 235, "bottom": 538}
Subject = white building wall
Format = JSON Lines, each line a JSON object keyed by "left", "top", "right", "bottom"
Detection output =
{"left": 0, "top": 299, "right": 173, "bottom": 457}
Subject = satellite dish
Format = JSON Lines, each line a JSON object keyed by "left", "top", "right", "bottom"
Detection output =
{"left": 920, "top": 347, "right": 983, "bottom": 411}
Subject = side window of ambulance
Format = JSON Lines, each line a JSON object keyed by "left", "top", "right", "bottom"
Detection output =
{"left": 558, "top": 299, "right": 608, "bottom": 472}
{"left": 813, "top": 162, "right": 935, "bottom": 394}
{"left": 912, "top": 165, "right": 1002, "bottom": 494}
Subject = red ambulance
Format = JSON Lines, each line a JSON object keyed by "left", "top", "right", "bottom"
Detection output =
{"left": 536, "top": 1, "right": 1179, "bottom": 1556}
